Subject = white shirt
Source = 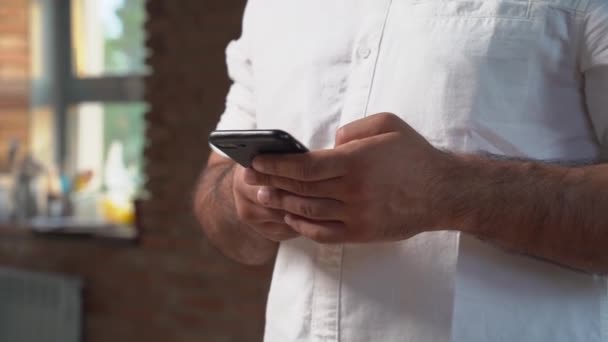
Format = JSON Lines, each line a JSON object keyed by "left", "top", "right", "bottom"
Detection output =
{"left": 214, "top": 0, "right": 608, "bottom": 341}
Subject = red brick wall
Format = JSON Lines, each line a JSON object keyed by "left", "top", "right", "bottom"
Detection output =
{"left": 0, "top": 0, "right": 30, "bottom": 169}
{"left": 0, "top": 0, "right": 273, "bottom": 341}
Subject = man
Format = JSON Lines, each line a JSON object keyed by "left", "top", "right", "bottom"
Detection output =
{"left": 195, "top": 0, "right": 608, "bottom": 341}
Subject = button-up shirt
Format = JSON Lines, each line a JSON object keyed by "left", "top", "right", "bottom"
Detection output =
{"left": 214, "top": 0, "right": 608, "bottom": 341}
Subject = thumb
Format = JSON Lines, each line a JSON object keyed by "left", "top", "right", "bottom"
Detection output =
{"left": 335, "top": 112, "right": 405, "bottom": 147}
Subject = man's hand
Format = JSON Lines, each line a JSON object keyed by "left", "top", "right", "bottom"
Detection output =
{"left": 245, "top": 113, "right": 452, "bottom": 244}
{"left": 232, "top": 165, "right": 299, "bottom": 242}
{"left": 223, "top": 112, "right": 608, "bottom": 274}
{"left": 195, "top": 154, "right": 296, "bottom": 265}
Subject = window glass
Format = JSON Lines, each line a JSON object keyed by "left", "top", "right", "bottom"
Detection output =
{"left": 72, "top": 0, "right": 148, "bottom": 76}
{"left": 69, "top": 102, "right": 145, "bottom": 195}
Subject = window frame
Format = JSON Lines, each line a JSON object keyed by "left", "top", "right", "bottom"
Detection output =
{"left": 32, "top": 0, "right": 145, "bottom": 169}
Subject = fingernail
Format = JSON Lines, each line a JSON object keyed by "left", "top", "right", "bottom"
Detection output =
{"left": 257, "top": 187, "right": 271, "bottom": 205}
{"left": 251, "top": 158, "right": 260, "bottom": 170}
{"left": 284, "top": 214, "right": 300, "bottom": 233}
{"left": 284, "top": 214, "right": 294, "bottom": 226}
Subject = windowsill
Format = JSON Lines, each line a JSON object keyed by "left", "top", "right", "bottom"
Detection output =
{"left": 0, "top": 217, "right": 138, "bottom": 243}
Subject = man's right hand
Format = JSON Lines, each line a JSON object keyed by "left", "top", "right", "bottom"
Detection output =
{"left": 196, "top": 153, "right": 297, "bottom": 265}
{"left": 232, "top": 165, "right": 299, "bottom": 242}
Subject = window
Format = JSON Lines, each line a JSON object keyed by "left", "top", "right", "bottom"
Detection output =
{"left": 68, "top": 0, "right": 147, "bottom": 195}
{"left": 29, "top": 0, "right": 147, "bottom": 226}
{"left": 68, "top": 103, "right": 145, "bottom": 194}
{"left": 72, "top": 0, "right": 148, "bottom": 76}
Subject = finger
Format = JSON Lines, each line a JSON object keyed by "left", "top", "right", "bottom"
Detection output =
{"left": 252, "top": 149, "right": 348, "bottom": 181}
{"left": 244, "top": 168, "right": 343, "bottom": 198}
{"left": 335, "top": 112, "right": 406, "bottom": 146}
{"left": 284, "top": 214, "right": 346, "bottom": 244}
{"left": 239, "top": 183, "right": 264, "bottom": 203}
{"left": 234, "top": 174, "right": 271, "bottom": 203}
{"left": 252, "top": 222, "right": 299, "bottom": 242}
{"left": 236, "top": 198, "right": 287, "bottom": 224}
{"left": 257, "top": 187, "right": 345, "bottom": 220}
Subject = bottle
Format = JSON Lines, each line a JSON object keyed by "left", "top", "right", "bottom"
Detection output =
{"left": 12, "top": 154, "right": 44, "bottom": 224}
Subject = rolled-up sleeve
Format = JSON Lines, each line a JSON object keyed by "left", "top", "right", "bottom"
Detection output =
{"left": 215, "top": 1, "right": 257, "bottom": 131}
{"left": 581, "top": 0, "right": 608, "bottom": 152}
{"left": 216, "top": 39, "right": 257, "bottom": 131}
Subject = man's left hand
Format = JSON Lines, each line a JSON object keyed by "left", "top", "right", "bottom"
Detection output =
{"left": 244, "top": 113, "right": 455, "bottom": 244}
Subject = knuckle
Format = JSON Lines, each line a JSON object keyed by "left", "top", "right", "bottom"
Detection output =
{"left": 378, "top": 112, "right": 400, "bottom": 127}
{"left": 299, "top": 156, "right": 318, "bottom": 180}
{"left": 298, "top": 162, "right": 313, "bottom": 180}
{"left": 262, "top": 159, "right": 278, "bottom": 175}
{"left": 335, "top": 126, "right": 348, "bottom": 144}
{"left": 260, "top": 174, "right": 273, "bottom": 186}
{"left": 336, "top": 150, "right": 353, "bottom": 174}
{"left": 293, "top": 180, "right": 312, "bottom": 196}
{"left": 382, "top": 112, "right": 399, "bottom": 120}
{"left": 273, "top": 162, "right": 285, "bottom": 176}
{"left": 297, "top": 202, "right": 316, "bottom": 218}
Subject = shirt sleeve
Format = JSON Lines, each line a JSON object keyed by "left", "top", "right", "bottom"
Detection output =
{"left": 210, "top": 2, "right": 257, "bottom": 157}
{"left": 215, "top": 1, "right": 257, "bottom": 131}
{"left": 216, "top": 39, "right": 257, "bottom": 131}
{"left": 580, "top": 0, "right": 608, "bottom": 153}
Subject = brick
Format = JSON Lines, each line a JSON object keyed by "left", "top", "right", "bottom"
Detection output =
{"left": 0, "top": 52, "right": 29, "bottom": 65}
{"left": 171, "top": 310, "right": 208, "bottom": 330}
{"left": 0, "top": 0, "right": 29, "bottom": 150}
{"left": 181, "top": 294, "right": 226, "bottom": 313}
{"left": 0, "top": 1, "right": 271, "bottom": 341}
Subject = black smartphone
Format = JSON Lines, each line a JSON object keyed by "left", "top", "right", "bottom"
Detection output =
{"left": 209, "top": 129, "right": 309, "bottom": 168}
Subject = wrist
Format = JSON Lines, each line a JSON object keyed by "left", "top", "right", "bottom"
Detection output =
{"left": 430, "top": 152, "right": 482, "bottom": 233}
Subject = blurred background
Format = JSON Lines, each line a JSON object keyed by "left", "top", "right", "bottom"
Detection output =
{"left": 0, "top": 0, "right": 271, "bottom": 341}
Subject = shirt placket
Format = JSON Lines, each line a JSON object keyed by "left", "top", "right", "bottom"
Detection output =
{"left": 310, "top": 2, "right": 394, "bottom": 342}
{"left": 311, "top": 245, "right": 344, "bottom": 342}
{"left": 338, "top": 0, "right": 394, "bottom": 127}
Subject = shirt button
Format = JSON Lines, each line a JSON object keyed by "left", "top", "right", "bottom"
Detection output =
{"left": 357, "top": 46, "right": 372, "bottom": 59}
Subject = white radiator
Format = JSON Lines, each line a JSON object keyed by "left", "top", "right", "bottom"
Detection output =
{"left": 0, "top": 268, "right": 82, "bottom": 342}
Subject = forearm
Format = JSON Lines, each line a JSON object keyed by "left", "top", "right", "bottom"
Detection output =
{"left": 441, "top": 154, "right": 608, "bottom": 274}
{"left": 195, "top": 162, "right": 278, "bottom": 265}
